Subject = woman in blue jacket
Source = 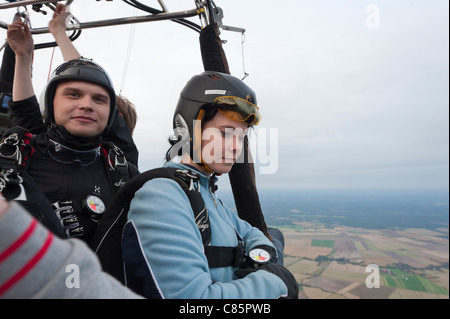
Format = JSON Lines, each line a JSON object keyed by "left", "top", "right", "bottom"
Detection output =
{"left": 122, "top": 71, "right": 298, "bottom": 299}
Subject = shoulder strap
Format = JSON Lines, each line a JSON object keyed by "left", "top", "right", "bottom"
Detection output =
{"left": 91, "top": 166, "right": 210, "bottom": 250}
{"left": 170, "top": 168, "right": 212, "bottom": 246}
{"left": 100, "top": 141, "right": 131, "bottom": 193}
{"left": 90, "top": 167, "right": 209, "bottom": 282}
{"left": 91, "top": 166, "right": 244, "bottom": 283}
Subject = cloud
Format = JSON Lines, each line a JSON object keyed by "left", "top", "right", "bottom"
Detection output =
{"left": 1, "top": 0, "right": 448, "bottom": 190}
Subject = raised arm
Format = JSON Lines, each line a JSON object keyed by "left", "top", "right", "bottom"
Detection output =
{"left": 7, "top": 19, "right": 34, "bottom": 101}
{"left": 49, "top": 4, "right": 81, "bottom": 61}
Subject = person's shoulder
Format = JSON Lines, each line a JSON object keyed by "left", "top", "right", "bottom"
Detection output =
{"left": 128, "top": 171, "right": 193, "bottom": 222}
{"left": 139, "top": 171, "right": 187, "bottom": 194}
{"left": 127, "top": 161, "right": 139, "bottom": 177}
{"left": 130, "top": 168, "right": 192, "bottom": 206}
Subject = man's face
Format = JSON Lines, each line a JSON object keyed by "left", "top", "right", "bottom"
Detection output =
{"left": 53, "top": 81, "right": 110, "bottom": 138}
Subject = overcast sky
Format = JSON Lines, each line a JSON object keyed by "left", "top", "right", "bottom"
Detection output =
{"left": 0, "top": 0, "right": 448, "bottom": 191}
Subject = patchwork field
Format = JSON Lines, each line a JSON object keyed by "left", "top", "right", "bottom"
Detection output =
{"left": 280, "top": 222, "right": 449, "bottom": 299}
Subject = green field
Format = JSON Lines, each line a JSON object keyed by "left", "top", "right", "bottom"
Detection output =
{"left": 311, "top": 239, "right": 335, "bottom": 248}
{"left": 382, "top": 268, "right": 449, "bottom": 295}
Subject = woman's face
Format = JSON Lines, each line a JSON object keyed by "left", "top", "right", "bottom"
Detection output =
{"left": 201, "top": 111, "right": 248, "bottom": 175}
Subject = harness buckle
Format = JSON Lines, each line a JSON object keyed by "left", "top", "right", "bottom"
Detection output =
{"left": 0, "top": 133, "right": 23, "bottom": 165}
{"left": 175, "top": 169, "right": 200, "bottom": 191}
{"left": 108, "top": 146, "right": 127, "bottom": 170}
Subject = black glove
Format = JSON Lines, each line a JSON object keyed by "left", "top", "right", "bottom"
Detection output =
{"left": 1, "top": 169, "right": 23, "bottom": 200}
{"left": 52, "top": 200, "right": 98, "bottom": 239}
{"left": 235, "top": 262, "right": 299, "bottom": 299}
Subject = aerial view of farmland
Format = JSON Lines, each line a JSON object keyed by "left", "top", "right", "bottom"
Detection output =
{"left": 281, "top": 221, "right": 448, "bottom": 299}
{"left": 249, "top": 188, "right": 449, "bottom": 299}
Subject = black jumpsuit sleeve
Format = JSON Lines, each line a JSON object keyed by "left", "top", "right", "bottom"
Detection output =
{"left": 8, "top": 95, "right": 46, "bottom": 134}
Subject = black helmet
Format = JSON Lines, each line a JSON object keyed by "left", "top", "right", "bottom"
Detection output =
{"left": 42, "top": 58, "right": 116, "bottom": 134}
{"left": 172, "top": 71, "right": 260, "bottom": 163}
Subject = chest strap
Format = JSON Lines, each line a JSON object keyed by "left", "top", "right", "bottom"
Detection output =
{"left": 174, "top": 169, "right": 245, "bottom": 268}
{"left": 205, "top": 240, "right": 245, "bottom": 268}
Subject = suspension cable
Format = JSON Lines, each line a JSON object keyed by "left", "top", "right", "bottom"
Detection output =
{"left": 120, "top": 7, "right": 138, "bottom": 94}
{"left": 241, "top": 33, "right": 249, "bottom": 81}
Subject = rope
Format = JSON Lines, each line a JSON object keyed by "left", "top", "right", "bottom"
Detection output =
{"left": 0, "top": 40, "right": 7, "bottom": 53}
{"left": 241, "top": 33, "right": 249, "bottom": 81}
{"left": 120, "top": 8, "right": 138, "bottom": 94}
{"left": 47, "top": 47, "right": 56, "bottom": 82}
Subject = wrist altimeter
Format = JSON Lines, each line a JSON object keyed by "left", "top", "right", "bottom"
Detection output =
{"left": 248, "top": 247, "right": 272, "bottom": 265}
{"left": 83, "top": 195, "right": 105, "bottom": 220}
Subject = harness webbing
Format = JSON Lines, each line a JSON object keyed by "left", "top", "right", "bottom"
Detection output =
{"left": 90, "top": 167, "right": 245, "bottom": 284}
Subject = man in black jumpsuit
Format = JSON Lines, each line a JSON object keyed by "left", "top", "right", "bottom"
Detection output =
{"left": 3, "top": 20, "right": 138, "bottom": 243}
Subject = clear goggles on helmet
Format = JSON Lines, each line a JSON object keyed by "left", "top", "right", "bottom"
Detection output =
{"left": 213, "top": 96, "right": 261, "bottom": 126}
{"left": 47, "top": 139, "right": 100, "bottom": 167}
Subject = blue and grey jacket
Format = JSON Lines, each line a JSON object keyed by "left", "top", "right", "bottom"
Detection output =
{"left": 122, "top": 161, "right": 288, "bottom": 299}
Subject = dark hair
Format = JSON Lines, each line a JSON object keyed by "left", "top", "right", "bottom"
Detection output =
{"left": 116, "top": 94, "right": 137, "bottom": 135}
